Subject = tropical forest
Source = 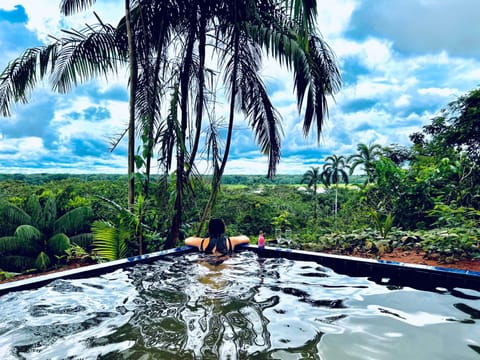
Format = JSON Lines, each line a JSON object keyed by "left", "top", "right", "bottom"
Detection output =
{"left": 1, "top": 86, "right": 480, "bottom": 279}
{"left": 1, "top": 1, "right": 479, "bottom": 281}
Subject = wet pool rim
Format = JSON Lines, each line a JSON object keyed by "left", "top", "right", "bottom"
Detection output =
{"left": 1, "top": 244, "right": 479, "bottom": 296}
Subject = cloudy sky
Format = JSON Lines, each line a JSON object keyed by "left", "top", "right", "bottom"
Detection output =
{"left": 0, "top": 1, "right": 479, "bottom": 175}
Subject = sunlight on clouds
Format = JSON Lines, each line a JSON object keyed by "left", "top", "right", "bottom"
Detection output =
{"left": 0, "top": 1, "right": 123, "bottom": 43}
{"left": 223, "top": 156, "right": 314, "bottom": 175}
{"left": 51, "top": 97, "right": 127, "bottom": 142}
{"left": 0, "top": 136, "right": 47, "bottom": 161}
{"left": 456, "top": 66, "right": 480, "bottom": 83}
{"left": 320, "top": 134, "right": 351, "bottom": 151}
{"left": 394, "top": 94, "right": 411, "bottom": 108}
{"left": 2, "top": 1, "right": 480, "bottom": 175}
{"left": 345, "top": 79, "right": 399, "bottom": 100}
{"left": 417, "top": 87, "right": 457, "bottom": 98}
{"left": 94, "top": 73, "right": 129, "bottom": 93}
{"left": 356, "top": 129, "right": 389, "bottom": 146}
{"left": 317, "top": 0, "right": 359, "bottom": 39}
{"left": 361, "top": 39, "right": 393, "bottom": 70}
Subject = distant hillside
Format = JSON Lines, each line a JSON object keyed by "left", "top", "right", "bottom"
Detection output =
{"left": 0, "top": 173, "right": 367, "bottom": 186}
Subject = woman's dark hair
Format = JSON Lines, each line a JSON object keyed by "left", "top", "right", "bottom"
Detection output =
{"left": 208, "top": 218, "right": 225, "bottom": 237}
{"left": 206, "top": 218, "right": 228, "bottom": 255}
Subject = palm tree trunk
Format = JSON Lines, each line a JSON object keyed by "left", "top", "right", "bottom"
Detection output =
{"left": 186, "top": 8, "right": 206, "bottom": 178}
{"left": 125, "top": 0, "right": 136, "bottom": 212}
{"left": 165, "top": 24, "right": 196, "bottom": 249}
{"left": 334, "top": 182, "right": 338, "bottom": 229}
{"left": 198, "top": 29, "right": 240, "bottom": 234}
{"left": 125, "top": 0, "right": 142, "bottom": 255}
{"left": 144, "top": 41, "right": 164, "bottom": 197}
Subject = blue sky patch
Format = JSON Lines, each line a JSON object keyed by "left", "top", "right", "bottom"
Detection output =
{"left": 0, "top": 5, "right": 28, "bottom": 23}
{"left": 1, "top": 1, "right": 480, "bottom": 175}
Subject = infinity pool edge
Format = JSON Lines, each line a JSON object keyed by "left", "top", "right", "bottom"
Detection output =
{"left": 1, "top": 245, "right": 479, "bottom": 296}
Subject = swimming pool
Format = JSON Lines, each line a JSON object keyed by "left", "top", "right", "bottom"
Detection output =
{"left": 0, "top": 250, "right": 479, "bottom": 359}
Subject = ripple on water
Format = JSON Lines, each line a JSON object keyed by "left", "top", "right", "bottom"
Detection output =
{"left": 0, "top": 251, "right": 479, "bottom": 360}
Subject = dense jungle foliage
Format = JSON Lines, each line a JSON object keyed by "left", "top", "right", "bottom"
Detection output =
{"left": 1, "top": 89, "right": 480, "bottom": 276}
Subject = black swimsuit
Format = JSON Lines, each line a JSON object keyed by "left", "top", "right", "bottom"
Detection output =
{"left": 200, "top": 236, "right": 233, "bottom": 255}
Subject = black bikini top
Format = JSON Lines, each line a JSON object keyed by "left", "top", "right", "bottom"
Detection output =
{"left": 200, "top": 235, "right": 233, "bottom": 255}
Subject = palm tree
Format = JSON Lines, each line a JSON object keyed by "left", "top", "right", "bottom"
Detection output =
{"left": 0, "top": 1, "right": 170, "bottom": 253}
{"left": 59, "top": 0, "right": 139, "bottom": 211}
{"left": 348, "top": 143, "right": 383, "bottom": 184}
{"left": 321, "top": 154, "right": 349, "bottom": 220}
{"left": 301, "top": 166, "right": 323, "bottom": 219}
{"left": 1, "top": 0, "right": 342, "bottom": 250}
{"left": 193, "top": 0, "right": 342, "bottom": 235}
{"left": 0, "top": 195, "right": 93, "bottom": 272}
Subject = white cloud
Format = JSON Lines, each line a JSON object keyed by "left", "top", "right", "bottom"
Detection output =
{"left": 1, "top": 1, "right": 122, "bottom": 43}
{"left": 316, "top": 0, "right": 359, "bottom": 39}
{"left": 0, "top": 136, "right": 47, "bottom": 161}
{"left": 2, "top": 1, "right": 480, "bottom": 175}
{"left": 394, "top": 94, "right": 411, "bottom": 108}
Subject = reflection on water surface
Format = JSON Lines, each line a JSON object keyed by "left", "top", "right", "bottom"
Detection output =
{"left": 0, "top": 251, "right": 479, "bottom": 359}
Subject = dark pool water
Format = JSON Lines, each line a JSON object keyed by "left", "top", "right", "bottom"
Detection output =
{"left": 0, "top": 251, "right": 479, "bottom": 359}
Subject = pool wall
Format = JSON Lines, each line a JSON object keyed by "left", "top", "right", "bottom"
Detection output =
{"left": 0, "top": 246, "right": 196, "bottom": 296}
{"left": 247, "top": 245, "right": 480, "bottom": 291}
{"left": 1, "top": 245, "right": 479, "bottom": 295}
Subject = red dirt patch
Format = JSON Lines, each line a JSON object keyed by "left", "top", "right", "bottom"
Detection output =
{"left": 378, "top": 248, "right": 480, "bottom": 272}
{"left": 0, "top": 262, "right": 95, "bottom": 285}
{"left": 325, "top": 248, "right": 480, "bottom": 272}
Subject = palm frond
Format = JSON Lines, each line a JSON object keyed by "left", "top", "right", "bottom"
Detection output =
{"left": 0, "top": 236, "right": 21, "bottom": 254}
{"left": 157, "top": 84, "right": 180, "bottom": 172}
{"left": 300, "top": 35, "right": 341, "bottom": 140}
{"left": 234, "top": 38, "right": 283, "bottom": 178}
{"left": 0, "top": 202, "right": 31, "bottom": 226}
{"left": 14, "top": 225, "right": 43, "bottom": 255}
{"left": 42, "top": 196, "right": 58, "bottom": 232}
{"left": 0, "top": 255, "right": 35, "bottom": 273}
{"left": 70, "top": 233, "right": 94, "bottom": 250}
{"left": 91, "top": 220, "right": 128, "bottom": 261}
{"left": 25, "top": 195, "right": 42, "bottom": 227}
{"left": 246, "top": 20, "right": 341, "bottom": 141}
{"left": 14, "top": 224, "right": 43, "bottom": 244}
{"left": 54, "top": 206, "right": 93, "bottom": 234}
{"left": 52, "top": 24, "right": 123, "bottom": 93}
{"left": 48, "top": 233, "right": 72, "bottom": 256}
{"left": 60, "top": 0, "right": 97, "bottom": 16}
{"left": 35, "top": 251, "right": 51, "bottom": 272}
{"left": 284, "top": 0, "right": 317, "bottom": 30}
{"left": 0, "top": 45, "right": 56, "bottom": 117}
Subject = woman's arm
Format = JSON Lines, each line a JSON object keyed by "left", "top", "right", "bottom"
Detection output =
{"left": 185, "top": 236, "right": 205, "bottom": 249}
{"left": 229, "top": 235, "right": 250, "bottom": 248}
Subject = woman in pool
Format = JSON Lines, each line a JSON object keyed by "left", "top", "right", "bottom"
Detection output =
{"left": 185, "top": 218, "right": 249, "bottom": 262}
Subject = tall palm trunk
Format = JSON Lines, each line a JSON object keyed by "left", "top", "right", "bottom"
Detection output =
{"left": 165, "top": 23, "right": 196, "bottom": 249}
{"left": 125, "top": 0, "right": 141, "bottom": 254}
{"left": 143, "top": 44, "right": 164, "bottom": 197}
{"left": 125, "top": 0, "right": 136, "bottom": 212}
{"left": 335, "top": 182, "right": 338, "bottom": 218}
{"left": 198, "top": 29, "right": 240, "bottom": 233}
{"left": 186, "top": 10, "right": 206, "bottom": 178}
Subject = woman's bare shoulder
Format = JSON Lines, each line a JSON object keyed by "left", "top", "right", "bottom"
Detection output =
{"left": 185, "top": 236, "right": 206, "bottom": 247}
{"left": 229, "top": 235, "right": 249, "bottom": 244}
